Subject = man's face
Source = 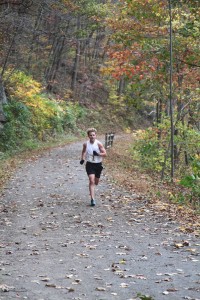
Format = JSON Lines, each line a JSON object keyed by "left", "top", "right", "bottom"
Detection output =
{"left": 88, "top": 131, "right": 96, "bottom": 143}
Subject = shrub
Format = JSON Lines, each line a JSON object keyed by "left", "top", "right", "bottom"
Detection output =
{"left": 0, "top": 70, "right": 86, "bottom": 153}
{"left": 180, "top": 156, "right": 200, "bottom": 204}
{"left": 0, "top": 101, "right": 33, "bottom": 151}
{"left": 131, "top": 128, "right": 170, "bottom": 172}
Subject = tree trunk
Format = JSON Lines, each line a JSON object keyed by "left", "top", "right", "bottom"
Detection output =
{"left": 26, "top": 2, "right": 44, "bottom": 70}
{"left": 71, "top": 16, "right": 81, "bottom": 92}
{"left": 0, "top": 76, "right": 7, "bottom": 123}
{"left": 174, "top": 57, "right": 184, "bottom": 165}
{"left": 156, "top": 98, "right": 162, "bottom": 139}
{"left": 118, "top": 76, "right": 124, "bottom": 95}
{"left": 1, "top": 26, "right": 19, "bottom": 77}
{"left": 46, "top": 36, "right": 65, "bottom": 92}
{"left": 71, "top": 40, "right": 80, "bottom": 92}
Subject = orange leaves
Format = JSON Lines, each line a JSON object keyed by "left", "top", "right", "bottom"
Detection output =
{"left": 104, "top": 50, "right": 158, "bottom": 81}
{"left": 108, "top": 64, "right": 141, "bottom": 81}
{"left": 105, "top": 48, "right": 142, "bottom": 80}
{"left": 109, "top": 49, "right": 133, "bottom": 62}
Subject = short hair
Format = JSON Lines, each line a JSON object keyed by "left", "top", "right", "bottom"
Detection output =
{"left": 87, "top": 128, "right": 97, "bottom": 135}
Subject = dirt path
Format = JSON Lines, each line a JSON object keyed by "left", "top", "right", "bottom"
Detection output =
{"left": 0, "top": 141, "right": 199, "bottom": 300}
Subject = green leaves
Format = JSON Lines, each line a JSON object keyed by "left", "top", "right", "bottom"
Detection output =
{"left": 180, "top": 157, "right": 200, "bottom": 202}
{"left": 137, "top": 292, "right": 155, "bottom": 300}
{"left": 180, "top": 174, "right": 197, "bottom": 187}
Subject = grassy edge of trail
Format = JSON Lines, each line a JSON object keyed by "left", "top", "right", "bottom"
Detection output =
{"left": 104, "top": 134, "right": 200, "bottom": 236}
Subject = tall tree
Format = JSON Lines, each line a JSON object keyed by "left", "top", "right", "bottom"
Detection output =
{"left": 102, "top": 0, "right": 199, "bottom": 178}
{"left": 0, "top": 0, "right": 109, "bottom": 102}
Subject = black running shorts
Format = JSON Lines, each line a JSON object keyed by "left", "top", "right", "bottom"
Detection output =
{"left": 86, "top": 162, "right": 103, "bottom": 178}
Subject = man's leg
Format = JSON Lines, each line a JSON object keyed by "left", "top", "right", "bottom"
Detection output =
{"left": 88, "top": 174, "right": 95, "bottom": 200}
{"left": 95, "top": 177, "right": 100, "bottom": 185}
{"left": 95, "top": 164, "right": 102, "bottom": 185}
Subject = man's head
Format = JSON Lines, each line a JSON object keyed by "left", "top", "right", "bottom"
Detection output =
{"left": 87, "top": 128, "right": 97, "bottom": 136}
{"left": 87, "top": 128, "right": 97, "bottom": 143}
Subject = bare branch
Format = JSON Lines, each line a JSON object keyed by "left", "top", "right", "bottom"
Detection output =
{"left": 178, "top": 58, "right": 200, "bottom": 68}
{"left": 0, "top": 0, "right": 23, "bottom": 5}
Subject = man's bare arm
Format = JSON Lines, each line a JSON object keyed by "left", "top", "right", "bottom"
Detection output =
{"left": 81, "top": 143, "right": 87, "bottom": 160}
{"left": 98, "top": 143, "right": 107, "bottom": 157}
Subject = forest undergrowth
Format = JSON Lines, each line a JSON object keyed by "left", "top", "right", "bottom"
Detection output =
{"left": 104, "top": 134, "right": 200, "bottom": 237}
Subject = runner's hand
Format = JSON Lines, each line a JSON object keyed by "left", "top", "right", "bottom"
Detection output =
{"left": 80, "top": 160, "right": 84, "bottom": 165}
{"left": 93, "top": 150, "right": 99, "bottom": 156}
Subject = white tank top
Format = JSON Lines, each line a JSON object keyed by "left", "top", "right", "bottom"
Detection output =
{"left": 86, "top": 140, "right": 102, "bottom": 163}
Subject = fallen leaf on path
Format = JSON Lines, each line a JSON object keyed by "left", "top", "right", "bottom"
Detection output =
{"left": 31, "top": 280, "right": 40, "bottom": 284}
{"left": 96, "top": 287, "right": 106, "bottom": 291}
{"left": 174, "top": 242, "right": 190, "bottom": 248}
{"left": 66, "top": 287, "right": 75, "bottom": 292}
{"left": 116, "top": 252, "right": 127, "bottom": 255}
{"left": 0, "top": 284, "right": 14, "bottom": 292}
{"left": 45, "top": 283, "right": 56, "bottom": 288}
{"left": 164, "top": 273, "right": 177, "bottom": 276}
{"left": 186, "top": 248, "right": 197, "bottom": 253}
{"left": 119, "top": 259, "right": 126, "bottom": 264}
{"left": 72, "top": 279, "right": 81, "bottom": 284}
{"left": 94, "top": 276, "right": 102, "bottom": 280}
{"left": 40, "top": 278, "right": 50, "bottom": 282}
{"left": 65, "top": 274, "right": 74, "bottom": 279}
{"left": 136, "top": 274, "right": 147, "bottom": 280}
{"left": 84, "top": 244, "right": 97, "bottom": 250}
{"left": 140, "top": 255, "right": 148, "bottom": 260}
{"left": 167, "top": 288, "right": 178, "bottom": 292}
{"left": 164, "top": 277, "right": 173, "bottom": 282}
{"left": 163, "top": 291, "right": 169, "bottom": 295}
{"left": 76, "top": 253, "right": 89, "bottom": 257}
{"left": 120, "top": 283, "right": 129, "bottom": 288}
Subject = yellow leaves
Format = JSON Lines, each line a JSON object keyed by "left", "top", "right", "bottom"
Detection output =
{"left": 6, "top": 70, "right": 41, "bottom": 102}
{"left": 4, "top": 70, "right": 67, "bottom": 142}
{"left": 27, "top": 103, "right": 37, "bottom": 108}
{"left": 177, "top": 205, "right": 184, "bottom": 210}
{"left": 133, "top": 129, "right": 147, "bottom": 140}
{"left": 100, "top": 65, "right": 116, "bottom": 76}
{"left": 125, "top": 127, "right": 131, "bottom": 134}
{"left": 168, "top": 191, "right": 174, "bottom": 200}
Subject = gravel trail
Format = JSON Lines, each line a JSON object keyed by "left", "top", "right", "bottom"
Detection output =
{"left": 0, "top": 141, "right": 199, "bottom": 300}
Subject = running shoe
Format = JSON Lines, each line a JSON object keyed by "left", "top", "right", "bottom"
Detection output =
{"left": 91, "top": 199, "right": 96, "bottom": 206}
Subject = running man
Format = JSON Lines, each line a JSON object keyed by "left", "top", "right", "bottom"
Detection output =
{"left": 80, "top": 128, "right": 107, "bottom": 206}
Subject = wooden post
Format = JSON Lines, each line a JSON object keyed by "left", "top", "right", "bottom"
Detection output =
{"left": 105, "top": 132, "right": 115, "bottom": 149}
{"left": 105, "top": 133, "right": 108, "bottom": 149}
